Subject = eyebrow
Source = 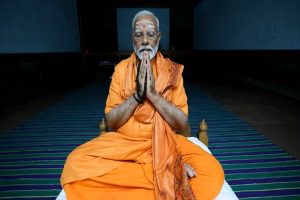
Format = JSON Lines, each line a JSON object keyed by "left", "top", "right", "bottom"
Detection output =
{"left": 134, "top": 29, "right": 155, "bottom": 32}
{"left": 134, "top": 26, "right": 156, "bottom": 31}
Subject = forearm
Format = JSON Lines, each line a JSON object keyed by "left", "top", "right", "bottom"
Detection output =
{"left": 106, "top": 94, "right": 139, "bottom": 130}
{"left": 149, "top": 92, "right": 188, "bottom": 130}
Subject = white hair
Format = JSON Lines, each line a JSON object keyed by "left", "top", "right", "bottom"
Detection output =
{"left": 132, "top": 10, "right": 160, "bottom": 31}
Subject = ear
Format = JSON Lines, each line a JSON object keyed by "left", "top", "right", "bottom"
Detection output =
{"left": 157, "top": 31, "right": 161, "bottom": 42}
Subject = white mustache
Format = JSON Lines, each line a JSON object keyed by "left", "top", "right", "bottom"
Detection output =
{"left": 134, "top": 44, "right": 158, "bottom": 60}
{"left": 138, "top": 47, "right": 153, "bottom": 53}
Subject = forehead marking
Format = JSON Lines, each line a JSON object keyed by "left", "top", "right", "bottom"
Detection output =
{"left": 135, "top": 24, "right": 155, "bottom": 32}
{"left": 135, "top": 19, "right": 155, "bottom": 29}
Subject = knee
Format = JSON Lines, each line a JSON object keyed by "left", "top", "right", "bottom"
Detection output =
{"left": 64, "top": 146, "right": 84, "bottom": 168}
{"left": 212, "top": 157, "right": 224, "bottom": 187}
{"left": 206, "top": 155, "right": 224, "bottom": 188}
{"left": 190, "top": 155, "right": 224, "bottom": 199}
{"left": 66, "top": 148, "right": 77, "bottom": 160}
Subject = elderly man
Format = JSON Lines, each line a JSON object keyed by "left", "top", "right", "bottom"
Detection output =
{"left": 61, "top": 10, "right": 224, "bottom": 200}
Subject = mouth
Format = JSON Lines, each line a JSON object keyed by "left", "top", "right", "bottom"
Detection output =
{"left": 139, "top": 49, "right": 152, "bottom": 53}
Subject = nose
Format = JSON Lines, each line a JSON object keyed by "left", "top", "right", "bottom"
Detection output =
{"left": 142, "top": 35, "right": 149, "bottom": 46}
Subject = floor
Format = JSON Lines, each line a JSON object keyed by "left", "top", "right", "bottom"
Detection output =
{"left": 0, "top": 90, "right": 70, "bottom": 132}
{"left": 1, "top": 78, "right": 299, "bottom": 160}
{"left": 196, "top": 78, "right": 300, "bottom": 160}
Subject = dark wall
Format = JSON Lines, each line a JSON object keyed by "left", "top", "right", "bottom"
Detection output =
{"left": 0, "top": 53, "right": 85, "bottom": 104}
{"left": 0, "top": 0, "right": 84, "bottom": 104}
{"left": 78, "top": 2, "right": 117, "bottom": 52}
{"left": 0, "top": 0, "right": 80, "bottom": 53}
{"left": 78, "top": 2, "right": 195, "bottom": 54}
{"left": 170, "top": 5, "right": 194, "bottom": 51}
{"left": 190, "top": 0, "right": 300, "bottom": 99}
{"left": 193, "top": 0, "right": 300, "bottom": 50}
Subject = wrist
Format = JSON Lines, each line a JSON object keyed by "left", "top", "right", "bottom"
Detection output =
{"left": 148, "top": 90, "right": 159, "bottom": 103}
{"left": 133, "top": 92, "right": 144, "bottom": 103}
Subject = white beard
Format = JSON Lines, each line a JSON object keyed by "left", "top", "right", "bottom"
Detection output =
{"left": 134, "top": 44, "right": 159, "bottom": 60}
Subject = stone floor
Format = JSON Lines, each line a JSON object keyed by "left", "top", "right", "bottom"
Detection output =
{"left": 1, "top": 78, "right": 299, "bottom": 160}
{"left": 196, "top": 78, "right": 300, "bottom": 160}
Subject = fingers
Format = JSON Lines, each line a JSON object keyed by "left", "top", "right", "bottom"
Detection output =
{"left": 139, "top": 51, "right": 155, "bottom": 98}
{"left": 137, "top": 58, "right": 146, "bottom": 96}
{"left": 140, "top": 59, "right": 146, "bottom": 77}
{"left": 184, "top": 163, "right": 197, "bottom": 178}
{"left": 138, "top": 58, "right": 146, "bottom": 84}
{"left": 187, "top": 168, "right": 197, "bottom": 178}
{"left": 143, "top": 50, "right": 149, "bottom": 60}
{"left": 145, "top": 56, "right": 152, "bottom": 81}
{"left": 146, "top": 61, "right": 150, "bottom": 80}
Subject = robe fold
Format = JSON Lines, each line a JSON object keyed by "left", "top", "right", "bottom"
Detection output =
{"left": 61, "top": 52, "right": 224, "bottom": 200}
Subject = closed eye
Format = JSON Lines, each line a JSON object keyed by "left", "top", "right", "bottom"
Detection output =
{"left": 147, "top": 32, "right": 155, "bottom": 37}
{"left": 134, "top": 32, "right": 142, "bottom": 37}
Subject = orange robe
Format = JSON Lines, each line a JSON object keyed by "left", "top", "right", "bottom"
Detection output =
{"left": 61, "top": 52, "right": 224, "bottom": 200}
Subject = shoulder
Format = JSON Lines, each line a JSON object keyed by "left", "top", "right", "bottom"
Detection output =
{"left": 171, "top": 60, "right": 184, "bottom": 74}
{"left": 112, "top": 55, "right": 134, "bottom": 80}
{"left": 165, "top": 58, "right": 184, "bottom": 87}
{"left": 114, "top": 57, "right": 130, "bottom": 73}
{"left": 162, "top": 54, "right": 184, "bottom": 74}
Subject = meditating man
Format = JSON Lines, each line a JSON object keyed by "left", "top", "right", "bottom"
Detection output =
{"left": 61, "top": 10, "right": 224, "bottom": 200}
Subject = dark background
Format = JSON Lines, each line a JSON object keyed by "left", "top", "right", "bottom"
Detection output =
{"left": 1, "top": 0, "right": 300, "bottom": 105}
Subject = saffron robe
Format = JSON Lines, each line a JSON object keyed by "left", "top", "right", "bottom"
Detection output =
{"left": 61, "top": 52, "right": 224, "bottom": 200}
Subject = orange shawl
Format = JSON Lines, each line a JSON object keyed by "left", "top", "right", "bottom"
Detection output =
{"left": 61, "top": 52, "right": 195, "bottom": 199}
{"left": 122, "top": 52, "right": 195, "bottom": 200}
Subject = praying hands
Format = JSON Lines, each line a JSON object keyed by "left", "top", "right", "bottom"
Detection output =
{"left": 135, "top": 51, "right": 156, "bottom": 102}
